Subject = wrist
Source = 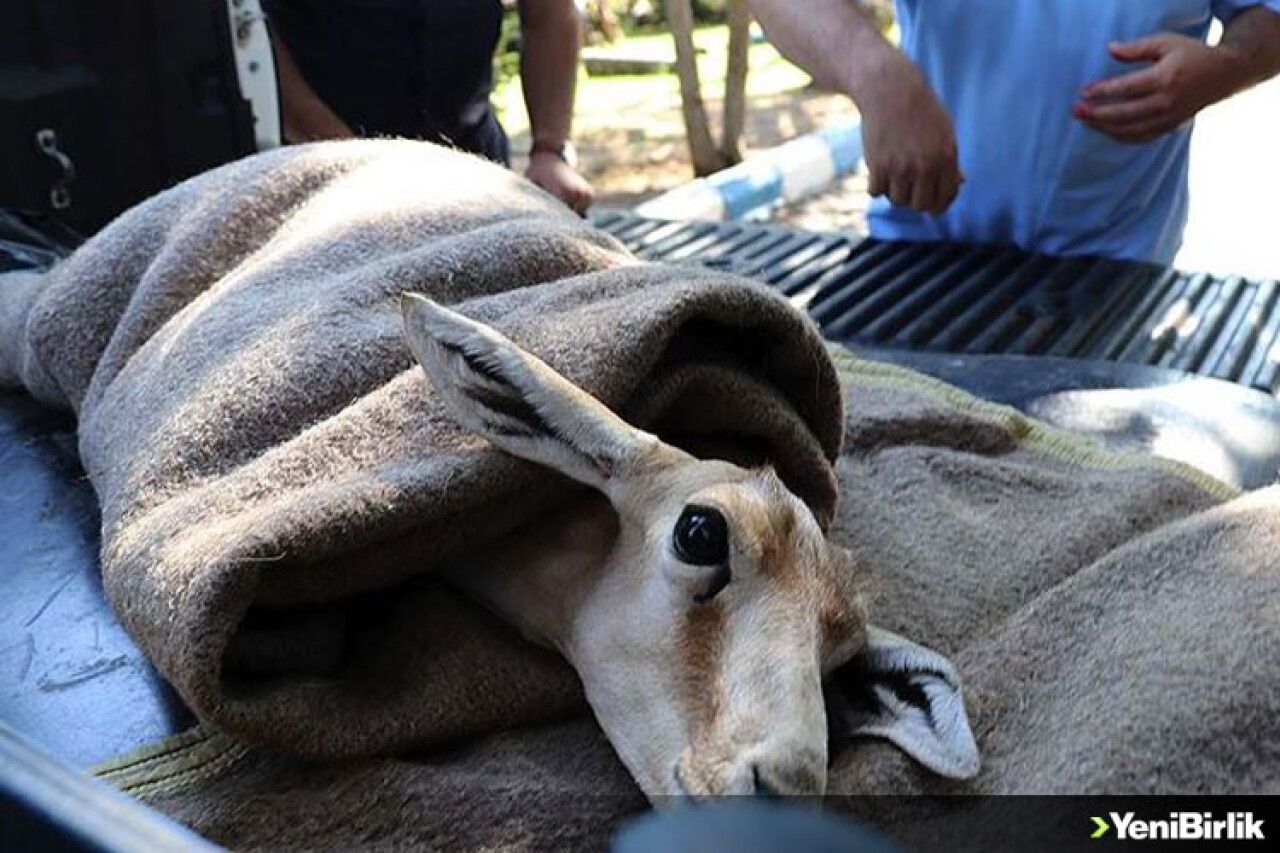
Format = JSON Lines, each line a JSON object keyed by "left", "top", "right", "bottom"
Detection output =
{"left": 530, "top": 139, "right": 578, "bottom": 168}
{"left": 1208, "top": 40, "right": 1259, "bottom": 96}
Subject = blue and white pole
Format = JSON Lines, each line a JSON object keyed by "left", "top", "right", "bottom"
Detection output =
{"left": 635, "top": 123, "right": 863, "bottom": 221}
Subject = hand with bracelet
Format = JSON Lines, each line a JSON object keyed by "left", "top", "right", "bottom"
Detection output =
{"left": 526, "top": 138, "right": 594, "bottom": 216}
{"left": 519, "top": 0, "right": 595, "bottom": 215}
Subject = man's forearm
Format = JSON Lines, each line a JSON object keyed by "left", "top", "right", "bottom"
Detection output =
{"left": 271, "top": 35, "right": 352, "bottom": 142}
{"left": 1216, "top": 6, "right": 1280, "bottom": 93}
{"left": 746, "top": 0, "right": 900, "bottom": 106}
{"left": 518, "top": 0, "right": 581, "bottom": 148}
{"left": 749, "top": 0, "right": 961, "bottom": 213}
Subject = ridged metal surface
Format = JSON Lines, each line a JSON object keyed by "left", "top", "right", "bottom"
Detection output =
{"left": 592, "top": 211, "right": 1280, "bottom": 395}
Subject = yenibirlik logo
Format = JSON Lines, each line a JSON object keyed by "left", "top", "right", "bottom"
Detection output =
{"left": 1091, "top": 812, "right": 1265, "bottom": 841}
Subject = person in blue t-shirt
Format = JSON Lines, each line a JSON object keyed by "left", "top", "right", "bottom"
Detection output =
{"left": 748, "top": 0, "right": 1280, "bottom": 263}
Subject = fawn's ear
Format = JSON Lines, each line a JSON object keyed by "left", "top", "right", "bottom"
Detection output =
{"left": 401, "top": 294, "right": 662, "bottom": 492}
{"left": 826, "top": 626, "right": 981, "bottom": 780}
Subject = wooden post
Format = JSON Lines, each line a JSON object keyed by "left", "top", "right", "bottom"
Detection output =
{"left": 720, "top": 0, "right": 751, "bottom": 165}
{"left": 664, "top": 0, "right": 726, "bottom": 176}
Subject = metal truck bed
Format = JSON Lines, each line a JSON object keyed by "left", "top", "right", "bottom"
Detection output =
{"left": 2, "top": 211, "right": 1279, "bottom": 851}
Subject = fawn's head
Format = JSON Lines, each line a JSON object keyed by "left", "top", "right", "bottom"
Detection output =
{"left": 402, "top": 294, "right": 978, "bottom": 799}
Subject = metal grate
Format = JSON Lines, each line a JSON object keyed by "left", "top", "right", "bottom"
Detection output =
{"left": 591, "top": 211, "right": 1280, "bottom": 395}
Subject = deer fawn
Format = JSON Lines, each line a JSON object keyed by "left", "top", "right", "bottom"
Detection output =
{"left": 402, "top": 293, "right": 979, "bottom": 798}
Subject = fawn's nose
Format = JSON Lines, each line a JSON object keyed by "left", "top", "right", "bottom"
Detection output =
{"left": 674, "top": 744, "right": 826, "bottom": 797}
{"left": 745, "top": 747, "right": 826, "bottom": 796}
{"left": 748, "top": 762, "right": 823, "bottom": 797}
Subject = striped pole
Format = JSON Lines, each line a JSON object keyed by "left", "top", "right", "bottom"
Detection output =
{"left": 635, "top": 123, "right": 863, "bottom": 221}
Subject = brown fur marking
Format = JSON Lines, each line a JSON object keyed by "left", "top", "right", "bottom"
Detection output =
{"left": 676, "top": 601, "right": 725, "bottom": 734}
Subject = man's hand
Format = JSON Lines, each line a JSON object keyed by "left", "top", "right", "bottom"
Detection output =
{"left": 860, "top": 52, "right": 963, "bottom": 215}
{"left": 525, "top": 152, "right": 594, "bottom": 215}
{"left": 1075, "top": 35, "right": 1250, "bottom": 144}
{"left": 747, "top": 0, "right": 962, "bottom": 216}
{"left": 518, "top": 0, "right": 590, "bottom": 213}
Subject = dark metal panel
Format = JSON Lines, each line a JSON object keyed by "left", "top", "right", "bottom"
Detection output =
{"left": 592, "top": 211, "right": 1279, "bottom": 395}
{"left": 1184, "top": 276, "right": 1249, "bottom": 375}
{"left": 603, "top": 214, "right": 668, "bottom": 247}
{"left": 1154, "top": 273, "right": 1217, "bottom": 370}
{"left": 818, "top": 243, "right": 967, "bottom": 340}
{"left": 806, "top": 242, "right": 921, "bottom": 326}
{"left": 895, "top": 247, "right": 1031, "bottom": 351}
{"left": 734, "top": 232, "right": 830, "bottom": 281}
{"left": 663, "top": 223, "right": 783, "bottom": 267}
{"left": 1054, "top": 263, "right": 1164, "bottom": 359}
{"left": 1248, "top": 299, "right": 1280, "bottom": 393}
{"left": 1236, "top": 280, "right": 1280, "bottom": 392}
{"left": 1099, "top": 268, "right": 1183, "bottom": 363}
{"left": 1206, "top": 279, "right": 1277, "bottom": 383}
{"left": 769, "top": 240, "right": 856, "bottom": 300}
{"left": 854, "top": 245, "right": 999, "bottom": 345}
{"left": 630, "top": 219, "right": 720, "bottom": 260}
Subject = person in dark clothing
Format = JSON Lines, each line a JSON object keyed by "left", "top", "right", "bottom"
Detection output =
{"left": 264, "top": 0, "right": 594, "bottom": 213}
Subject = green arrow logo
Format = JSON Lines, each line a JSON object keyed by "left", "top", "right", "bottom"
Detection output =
{"left": 1091, "top": 816, "right": 1111, "bottom": 839}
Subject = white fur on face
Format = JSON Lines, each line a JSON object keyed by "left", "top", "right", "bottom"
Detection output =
{"left": 564, "top": 469, "right": 858, "bottom": 799}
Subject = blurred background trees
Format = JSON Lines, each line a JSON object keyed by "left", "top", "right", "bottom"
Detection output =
{"left": 567, "top": 0, "right": 893, "bottom": 176}
{"left": 664, "top": 0, "right": 750, "bottom": 175}
{"left": 496, "top": 0, "right": 895, "bottom": 191}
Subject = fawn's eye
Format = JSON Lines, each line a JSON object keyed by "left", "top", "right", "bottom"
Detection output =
{"left": 670, "top": 504, "right": 732, "bottom": 604}
{"left": 672, "top": 505, "right": 731, "bottom": 602}
{"left": 673, "top": 505, "right": 729, "bottom": 566}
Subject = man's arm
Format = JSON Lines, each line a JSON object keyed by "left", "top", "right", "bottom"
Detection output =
{"left": 747, "top": 0, "right": 962, "bottom": 214}
{"left": 1076, "top": 5, "right": 1280, "bottom": 144}
{"left": 518, "top": 0, "right": 594, "bottom": 214}
{"left": 271, "top": 35, "right": 354, "bottom": 143}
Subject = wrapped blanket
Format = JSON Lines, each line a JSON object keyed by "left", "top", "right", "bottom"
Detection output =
{"left": 0, "top": 140, "right": 843, "bottom": 758}
{"left": 92, "top": 355, "right": 1280, "bottom": 852}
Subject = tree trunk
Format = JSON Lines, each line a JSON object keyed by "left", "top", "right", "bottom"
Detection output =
{"left": 664, "top": 0, "right": 726, "bottom": 176}
{"left": 720, "top": 0, "right": 751, "bottom": 165}
{"left": 588, "top": 0, "right": 624, "bottom": 43}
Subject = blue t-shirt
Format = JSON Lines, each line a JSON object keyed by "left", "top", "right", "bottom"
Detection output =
{"left": 871, "top": 0, "right": 1280, "bottom": 263}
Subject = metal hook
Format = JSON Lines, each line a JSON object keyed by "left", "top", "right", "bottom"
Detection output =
{"left": 35, "top": 129, "right": 76, "bottom": 211}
